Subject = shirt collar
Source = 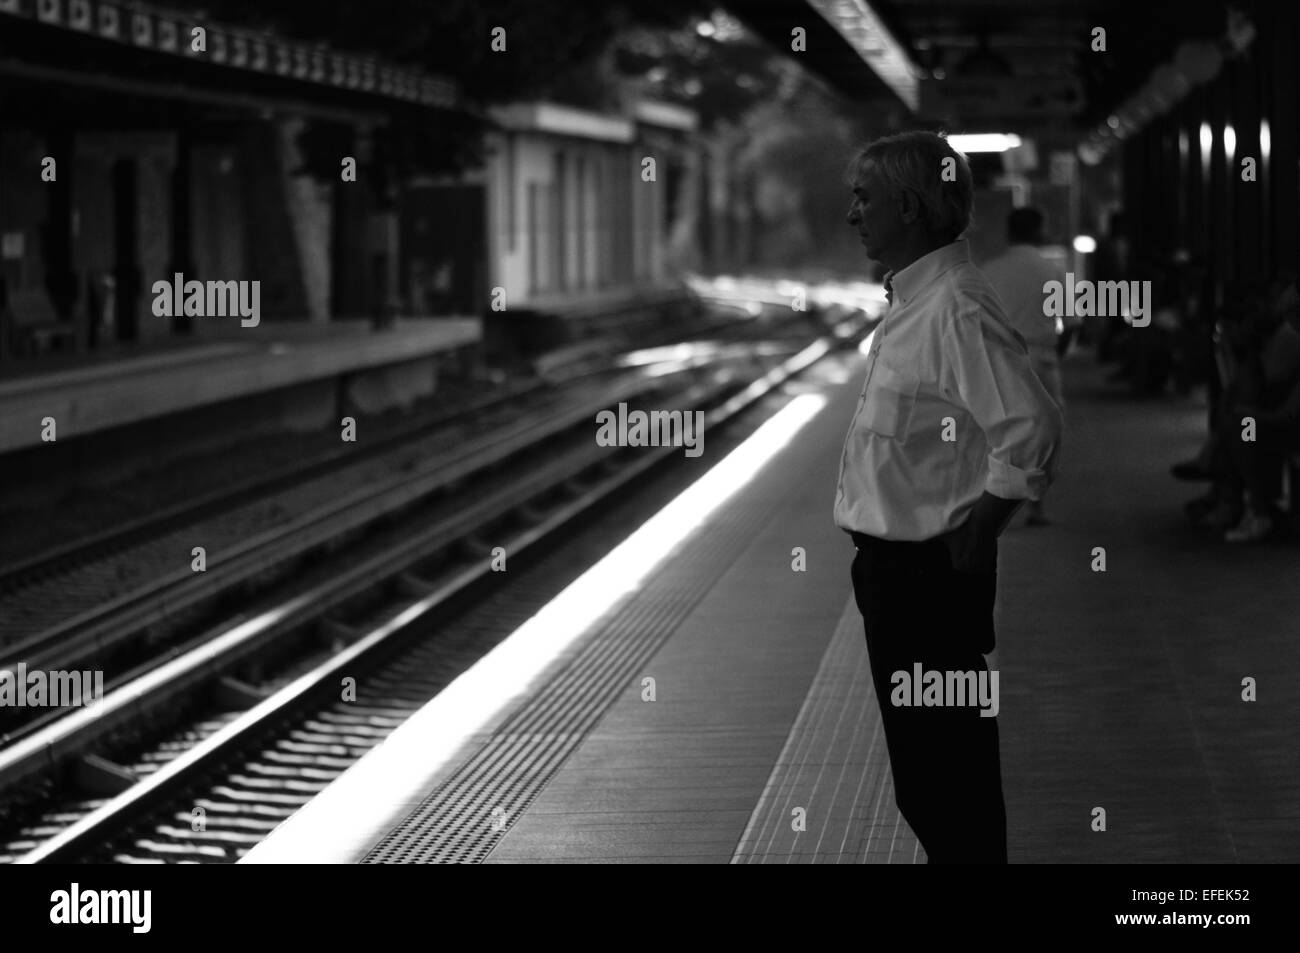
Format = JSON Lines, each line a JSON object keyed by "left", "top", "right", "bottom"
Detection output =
{"left": 883, "top": 240, "right": 970, "bottom": 308}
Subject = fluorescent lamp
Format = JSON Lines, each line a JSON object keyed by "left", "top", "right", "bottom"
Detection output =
{"left": 946, "top": 133, "right": 1022, "bottom": 154}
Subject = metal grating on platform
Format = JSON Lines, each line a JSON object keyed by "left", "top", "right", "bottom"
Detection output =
{"left": 361, "top": 499, "right": 770, "bottom": 863}
{"left": 731, "top": 595, "right": 924, "bottom": 864}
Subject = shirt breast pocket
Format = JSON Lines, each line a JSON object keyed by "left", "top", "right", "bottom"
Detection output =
{"left": 861, "top": 359, "right": 920, "bottom": 439}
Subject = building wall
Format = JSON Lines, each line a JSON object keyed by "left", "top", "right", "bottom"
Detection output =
{"left": 400, "top": 178, "right": 487, "bottom": 315}
{"left": 191, "top": 142, "right": 248, "bottom": 286}
{"left": 3, "top": 112, "right": 335, "bottom": 357}
{"left": 278, "top": 117, "right": 333, "bottom": 323}
{"left": 137, "top": 145, "right": 174, "bottom": 343}
{"left": 486, "top": 122, "right": 689, "bottom": 311}
{"left": 73, "top": 131, "right": 175, "bottom": 344}
{"left": 488, "top": 132, "right": 527, "bottom": 303}
{"left": 239, "top": 121, "right": 311, "bottom": 323}
{"left": 0, "top": 131, "right": 50, "bottom": 299}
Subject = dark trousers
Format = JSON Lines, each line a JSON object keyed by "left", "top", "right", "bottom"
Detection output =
{"left": 849, "top": 530, "right": 1008, "bottom": 864}
{"left": 1226, "top": 413, "right": 1300, "bottom": 510}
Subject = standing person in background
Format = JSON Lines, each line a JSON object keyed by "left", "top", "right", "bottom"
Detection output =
{"left": 1091, "top": 211, "right": 1129, "bottom": 362}
{"left": 981, "top": 207, "right": 1075, "bottom": 525}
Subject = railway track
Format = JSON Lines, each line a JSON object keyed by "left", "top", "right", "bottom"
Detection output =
{"left": 0, "top": 300, "right": 820, "bottom": 686}
{"left": 0, "top": 298, "right": 873, "bottom": 864}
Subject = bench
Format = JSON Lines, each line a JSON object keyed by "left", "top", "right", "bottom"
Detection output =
{"left": 4, "top": 289, "right": 77, "bottom": 358}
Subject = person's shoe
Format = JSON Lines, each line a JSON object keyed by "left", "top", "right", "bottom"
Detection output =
{"left": 1197, "top": 500, "right": 1244, "bottom": 531}
{"left": 1172, "top": 459, "right": 1215, "bottom": 481}
{"left": 1224, "top": 510, "right": 1275, "bottom": 543}
{"left": 1183, "top": 493, "right": 1219, "bottom": 521}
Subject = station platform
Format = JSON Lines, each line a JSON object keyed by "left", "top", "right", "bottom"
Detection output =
{"left": 243, "top": 345, "right": 1300, "bottom": 865}
{"left": 0, "top": 317, "right": 480, "bottom": 454}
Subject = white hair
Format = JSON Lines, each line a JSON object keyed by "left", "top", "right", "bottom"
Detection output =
{"left": 844, "top": 131, "right": 974, "bottom": 240}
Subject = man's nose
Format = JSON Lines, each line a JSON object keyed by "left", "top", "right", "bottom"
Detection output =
{"left": 846, "top": 204, "right": 859, "bottom": 226}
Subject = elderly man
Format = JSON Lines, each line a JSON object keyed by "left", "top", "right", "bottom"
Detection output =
{"left": 835, "top": 131, "right": 1064, "bottom": 863}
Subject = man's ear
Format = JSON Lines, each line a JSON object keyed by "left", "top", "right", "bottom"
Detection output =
{"left": 896, "top": 187, "right": 922, "bottom": 226}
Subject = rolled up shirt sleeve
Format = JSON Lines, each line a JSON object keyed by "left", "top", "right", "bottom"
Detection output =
{"left": 941, "top": 304, "right": 1064, "bottom": 501}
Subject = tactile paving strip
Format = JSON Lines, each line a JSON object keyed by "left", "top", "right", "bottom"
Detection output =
{"left": 361, "top": 499, "right": 768, "bottom": 863}
{"left": 731, "top": 595, "right": 923, "bottom": 864}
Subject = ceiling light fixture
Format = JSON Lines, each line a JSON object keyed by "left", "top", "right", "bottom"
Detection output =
{"left": 946, "top": 133, "right": 1022, "bottom": 153}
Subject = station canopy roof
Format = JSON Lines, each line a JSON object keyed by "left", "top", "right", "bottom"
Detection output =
{"left": 723, "top": 0, "right": 1235, "bottom": 138}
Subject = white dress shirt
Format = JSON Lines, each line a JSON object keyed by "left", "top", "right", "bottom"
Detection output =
{"left": 979, "top": 243, "right": 1068, "bottom": 363}
{"left": 834, "top": 240, "right": 1064, "bottom": 541}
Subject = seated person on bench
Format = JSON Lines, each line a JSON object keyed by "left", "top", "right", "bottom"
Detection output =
{"left": 1221, "top": 280, "right": 1300, "bottom": 542}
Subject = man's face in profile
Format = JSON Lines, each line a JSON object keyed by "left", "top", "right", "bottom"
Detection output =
{"left": 846, "top": 165, "right": 901, "bottom": 266}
